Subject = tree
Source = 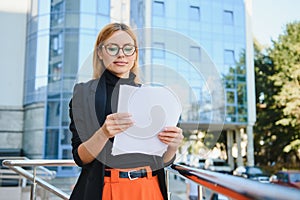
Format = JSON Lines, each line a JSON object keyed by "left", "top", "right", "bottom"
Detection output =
{"left": 270, "top": 22, "right": 300, "bottom": 128}
{"left": 254, "top": 22, "right": 300, "bottom": 169}
{"left": 253, "top": 39, "right": 286, "bottom": 167}
{"left": 269, "top": 22, "right": 300, "bottom": 164}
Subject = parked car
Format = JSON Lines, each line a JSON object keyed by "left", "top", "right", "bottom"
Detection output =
{"left": 198, "top": 158, "right": 206, "bottom": 169}
{"left": 233, "top": 166, "right": 270, "bottom": 183}
{"left": 204, "top": 158, "right": 232, "bottom": 174}
{"left": 270, "top": 170, "right": 300, "bottom": 189}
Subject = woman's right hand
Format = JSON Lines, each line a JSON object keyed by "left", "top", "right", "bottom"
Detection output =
{"left": 78, "top": 113, "right": 133, "bottom": 164}
{"left": 101, "top": 113, "right": 134, "bottom": 138}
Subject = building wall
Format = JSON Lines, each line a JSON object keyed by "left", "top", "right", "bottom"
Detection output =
{"left": 0, "top": 0, "right": 27, "bottom": 106}
{"left": 23, "top": 103, "right": 45, "bottom": 158}
{"left": 0, "top": 107, "right": 24, "bottom": 150}
{"left": 0, "top": 0, "right": 28, "bottom": 153}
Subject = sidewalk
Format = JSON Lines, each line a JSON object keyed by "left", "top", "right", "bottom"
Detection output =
{"left": 167, "top": 174, "right": 230, "bottom": 200}
{"left": 168, "top": 174, "right": 186, "bottom": 200}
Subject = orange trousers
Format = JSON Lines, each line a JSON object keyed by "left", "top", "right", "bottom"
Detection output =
{"left": 102, "top": 166, "right": 164, "bottom": 200}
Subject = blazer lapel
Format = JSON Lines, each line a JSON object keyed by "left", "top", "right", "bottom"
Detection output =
{"left": 87, "top": 78, "right": 102, "bottom": 131}
{"left": 95, "top": 75, "right": 107, "bottom": 126}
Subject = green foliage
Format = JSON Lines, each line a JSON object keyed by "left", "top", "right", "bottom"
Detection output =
{"left": 269, "top": 22, "right": 300, "bottom": 127}
{"left": 254, "top": 22, "right": 300, "bottom": 169}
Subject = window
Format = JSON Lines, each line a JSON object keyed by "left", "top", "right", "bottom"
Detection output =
{"left": 51, "top": 32, "right": 63, "bottom": 55}
{"left": 153, "top": 42, "right": 165, "bottom": 58}
{"left": 290, "top": 173, "right": 300, "bottom": 183}
{"left": 223, "top": 10, "right": 234, "bottom": 25}
{"left": 51, "top": 1, "right": 64, "bottom": 24}
{"left": 153, "top": 1, "right": 165, "bottom": 16}
{"left": 189, "top": 6, "right": 200, "bottom": 21}
{"left": 224, "top": 49, "right": 235, "bottom": 65}
{"left": 190, "top": 46, "right": 201, "bottom": 62}
{"left": 48, "top": 62, "right": 62, "bottom": 82}
{"left": 45, "top": 129, "right": 59, "bottom": 159}
{"left": 226, "top": 106, "right": 236, "bottom": 115}
{"left": 226, "top": 90, "right": 236, "bottom": 105}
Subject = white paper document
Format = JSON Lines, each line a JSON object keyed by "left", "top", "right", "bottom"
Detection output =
{"left": 111, "top": 85, "right": 182, "bottom": 156}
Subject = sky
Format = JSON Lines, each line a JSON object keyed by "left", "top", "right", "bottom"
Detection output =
{"left": 252, "top": 0, "right": 300, "bottom": 47}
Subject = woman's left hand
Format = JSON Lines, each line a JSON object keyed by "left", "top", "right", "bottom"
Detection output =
{"left": 158, "top": 126, "right": 183, "bottom": 150}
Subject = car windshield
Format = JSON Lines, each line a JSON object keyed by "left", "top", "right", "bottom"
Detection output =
{"left": 290, "top": 173, "right": 300, "bottom": 182}
{"left": 248, "top": 168, "right": 264, "bottom": 175}
{"left": 214, "top": 161, "right": 229, "bottom": 166}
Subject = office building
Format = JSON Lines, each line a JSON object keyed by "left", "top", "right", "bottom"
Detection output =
{"left": 0, "top": 0, "right": 254, "bottom": 176}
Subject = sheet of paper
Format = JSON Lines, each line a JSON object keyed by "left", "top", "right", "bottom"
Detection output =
{"left": 112, "top": 85, "right": 182, "bottom": 156}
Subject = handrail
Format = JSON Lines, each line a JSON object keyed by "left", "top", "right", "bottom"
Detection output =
{"left": 2, "top": 159, "right": 77, "bottom": 200}
{"left": 170, "top": 163, "right": 300, "bottom": 200}
{"left": 0, "top": 157, "right": 57, "bottom": 179}
{"left": 3, "top": 159, "right": 76, "bottom": 167}
{"left": 3, "top": 159, "right": 300, "bottom": 200}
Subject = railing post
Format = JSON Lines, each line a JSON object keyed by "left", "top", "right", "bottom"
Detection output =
{"left": 21, "top": 176, "right": 27, "bottom": 187}
{"left": 30, "top": 166, "right": 37, "bottom": 200}
{"left": 2, "top": 159, "right": 76, "bottom": 199}
{"left": 166, "top": 170, "right": 171, "bottom": 200}
{"left": 198, "top": 184, "right": 203, "bottom": 200}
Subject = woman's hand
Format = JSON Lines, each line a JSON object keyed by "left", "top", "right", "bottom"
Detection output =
{"left": 77, "top": 112, "right": 133, "bottom": 164}
{"left": 101, "top": 113, "right": 134, "bottom": 138}
{"left": 158, "top": 126, "right": 183, "bottom": 151}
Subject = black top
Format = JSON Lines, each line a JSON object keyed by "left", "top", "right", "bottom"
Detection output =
{"left": 69, "top": 70, "right": 174, "bottom": 200}
{"left": 103, "top": 69, "right": 136, "bottom": 115}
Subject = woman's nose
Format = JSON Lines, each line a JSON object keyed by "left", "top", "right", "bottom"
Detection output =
{"left": 117, "top": 48, "right": 125, "bottom": 57}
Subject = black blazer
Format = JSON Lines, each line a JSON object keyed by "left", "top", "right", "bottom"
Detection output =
{"left": 69, "top": 75, "right": 172, "bottom": 200}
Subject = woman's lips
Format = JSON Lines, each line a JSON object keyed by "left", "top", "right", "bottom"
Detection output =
{"left": 113, "top": 61, "right": 128, "bottom": 66}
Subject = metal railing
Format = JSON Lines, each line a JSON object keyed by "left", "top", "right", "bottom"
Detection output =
{"left": 0, "top": 157, "right": 57, "bottom": 182}
{"left": 2, "top": 159, "right": 300, "bottom": 200}
{"left": 169, "top": 163, "right": 300, "bottom": 200}
{"left": 2, "top": 159, "right": 76, "bottom": 200}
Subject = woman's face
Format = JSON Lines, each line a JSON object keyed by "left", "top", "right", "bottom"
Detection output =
{"left": 98, "top": 30, "right": 136, "bottom": 78}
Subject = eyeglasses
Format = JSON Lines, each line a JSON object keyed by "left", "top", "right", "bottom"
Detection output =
{"left": 101, "top": 43, "right": 136, "bottom": 56}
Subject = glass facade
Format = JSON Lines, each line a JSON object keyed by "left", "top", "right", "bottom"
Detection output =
{"left": 132, "top": 0, "right": 247, "bottom": 125}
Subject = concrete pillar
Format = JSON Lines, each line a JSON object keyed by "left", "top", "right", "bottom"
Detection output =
{"left": 235, "top": 129, "right": 243, "bottom": 167}
{"left": 23, "top": 103, "right": 45, "bottom": 159}
{"left": 244, "top": 0, "right": 256, "bottom": 167}
{"left": 247, "top": 125, "right": 255, "bottom": 166}
{"left": 226, "top": 130, "right": 234, "bottom": 169}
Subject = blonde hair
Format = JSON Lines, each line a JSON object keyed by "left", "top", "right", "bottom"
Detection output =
{"left": 92, "top": 23, "right": 140, "bottom": 83}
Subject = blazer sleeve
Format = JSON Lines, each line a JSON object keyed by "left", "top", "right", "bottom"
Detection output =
{"left": 69, "top": 80, "right": 101, "bottom": 169}
{"left": 69, "top": 99, "right": 85, "bottom": 167}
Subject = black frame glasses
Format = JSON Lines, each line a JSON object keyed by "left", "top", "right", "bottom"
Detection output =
{"left": 101, "top": 43, "right": 136, "bottom": 56}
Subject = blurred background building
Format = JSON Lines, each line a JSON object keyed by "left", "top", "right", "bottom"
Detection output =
{"left": 0, "top": 0, "right": 255, "bottom": 176}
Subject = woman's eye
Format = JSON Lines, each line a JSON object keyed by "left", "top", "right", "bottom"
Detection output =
{"left": 124, "top": 47, "right": 133, "bottom": 51}
{"left": 108, "top": 47, "right": 118, "bottom": 52}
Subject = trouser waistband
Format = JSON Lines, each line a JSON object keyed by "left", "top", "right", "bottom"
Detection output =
{"left": 104, "top": 167, "right": 158, "bottom": 181}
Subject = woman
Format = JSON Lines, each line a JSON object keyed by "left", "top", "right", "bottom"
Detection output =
{"left": 69, "top": 22, "right": 183, "bottom": 200}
